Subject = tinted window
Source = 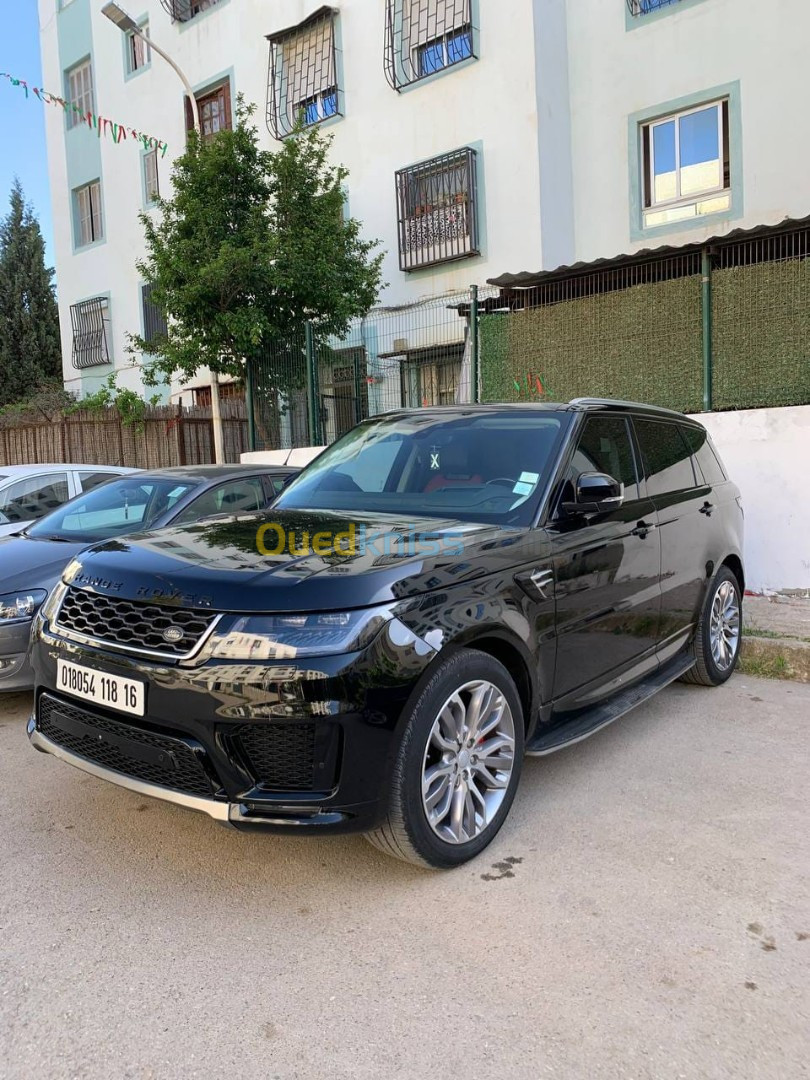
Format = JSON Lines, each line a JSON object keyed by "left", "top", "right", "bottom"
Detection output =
{"left": 25, "top": 478, "right": 198, "bottom": 541}
{"left": 269, "top": 474, "right": 293, "bottom": 496}
{"left": 565, "top": 417, "right": 639, "bottom": 500}
{"left": 173, "top": 477, "right": 266, "bottom": 524}
{"left": 277, "top": 411, "right": 566, "bottom": 526}
{"left": 634, "top": 420, "right": 696, "bottom": 496}
{"left": 0, "top": 472, "right": 70, "bottom": 524}
{"left": 681, "top": 426, "right": 726, "bottom": 486}
{"left": 79, "top": 470, "right": 120, "bottom": 493}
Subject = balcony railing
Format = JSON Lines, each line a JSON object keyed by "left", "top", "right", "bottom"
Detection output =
{"left": 627, "top": 0, "right": 684, "bottom": 15}
{"left": 159, "top": 0, "right": 222, "bottom": 23}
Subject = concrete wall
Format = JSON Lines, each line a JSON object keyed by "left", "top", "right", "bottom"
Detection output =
{"left": 694, "top": 405, "right": 810, "bottom": 595}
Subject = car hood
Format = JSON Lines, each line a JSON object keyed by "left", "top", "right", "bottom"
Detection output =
{"left": 62, "top": 509, "right": 533, "bottom": 613}
{"left": 0, "top": 533, "right": 86, "bottom": 594}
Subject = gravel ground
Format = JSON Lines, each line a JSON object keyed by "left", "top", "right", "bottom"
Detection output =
{"left": 1, "top": 675, "right": 808, "bottom": 1080}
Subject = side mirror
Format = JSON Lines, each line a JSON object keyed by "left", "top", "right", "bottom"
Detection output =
{"left": 562, "top": 472, "right": 624, "bottom": 516}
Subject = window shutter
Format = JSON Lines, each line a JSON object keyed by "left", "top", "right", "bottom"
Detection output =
{"left": 184, "top": 94, "right": 195, "bottom": 132}
{"left": 408, "top": 0, "right": 467, "bottom": 48}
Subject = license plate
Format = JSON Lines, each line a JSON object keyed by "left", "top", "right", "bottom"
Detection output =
{"left": 56, "top": 659, "right": 145, "bottom": 717}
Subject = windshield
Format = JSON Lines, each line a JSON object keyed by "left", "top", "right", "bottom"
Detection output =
{"left": 276, "top": 411, "right": 567, "bottom": 526}
{"left": 26, "top": 477, "right": 199, "bottom": 542}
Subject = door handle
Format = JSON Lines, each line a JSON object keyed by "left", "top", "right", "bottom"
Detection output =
{"left": 699, "top": 502, "right": 715, "bottom": 516}
{"left": 632, "top": 520, "right": 656, "bottom": 538}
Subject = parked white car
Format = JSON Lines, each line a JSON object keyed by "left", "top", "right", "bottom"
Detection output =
{"left": 0, "top": 465, "right": 137, "bottom": 537}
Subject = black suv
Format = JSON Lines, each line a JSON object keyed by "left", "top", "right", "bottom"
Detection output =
{"left": 28, "top": 400, "right": 744, "bottom": 868}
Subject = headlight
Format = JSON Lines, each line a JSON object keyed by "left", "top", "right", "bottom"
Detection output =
{"left": 207, "top": 606, "right": 395, "bottom": 660}
{"left": 0, "top": 590, "right": 48, "bottom": 623}
{"left": 40, "top": 581, "right": 68, "bottom": 623}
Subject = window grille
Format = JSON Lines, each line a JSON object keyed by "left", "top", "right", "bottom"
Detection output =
{"left": 627, "top": 0, "right": 684, "bottom": 14}
{"left": 395, "top": 148, "right": 479, "bottom": 271}
{"left": 70, "top": 298, "right": 110, "bottom": 369}
{"left": 266, "top": 6, "right": 341, "bottom": 140}
{"left": 385, "top": 0, "right": 475, "bottom": 92}
{"left": 159, "top": 0, "right": 222, "bottom": 23}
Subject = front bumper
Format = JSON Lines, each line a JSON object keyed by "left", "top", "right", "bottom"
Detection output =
{"left": 29, "top": 615, "right": 437, "bottom": 834}
{"left": 28, "top": 719, "right": 351, "bottom": 829}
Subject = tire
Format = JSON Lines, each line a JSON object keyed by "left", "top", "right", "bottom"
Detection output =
{"left": 681, "top": 566, "right": 742, "bottom": 687}
{"left": 365, "top": 649, "right": 525, "bottom": 869}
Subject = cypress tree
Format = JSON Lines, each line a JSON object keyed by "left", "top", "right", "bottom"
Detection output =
{"left": 0, "top": 179, "right": 62, "bottom": 407}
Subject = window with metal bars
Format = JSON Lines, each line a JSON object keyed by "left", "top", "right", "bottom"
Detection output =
{"left": 385, "top": 0, "right": 475, "bottom": 91}
{"left": 141, "top": 284, "right": 167, "bottom": 347}
{"left": 395, "top": 148, "right": 479, "bottom": 272}
{"left": 266, "top": 6, "right": 341, "bottom": 140}
{"left": 65, "top": 58, "right": 94, "bottom": 129}
{"left": 627, "top": 0, "right": 684, "bottom": 15}
{"left": 159, "top": 0, "right": 222, "bottom": 23}
{"left": 70, "top": 297, "right": 110, "bottom": 369}
{"left": 74, "top": 181, "right": 103, "bottom": 247}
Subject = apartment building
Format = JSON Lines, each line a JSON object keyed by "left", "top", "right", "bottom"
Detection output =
{"left": 39, "top": 0, "right": 810, "bottom": 406}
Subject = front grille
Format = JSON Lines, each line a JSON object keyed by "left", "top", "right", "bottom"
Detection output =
{"left": 55, "top": 587, "right": 217, "bottom": 658}
{"left": 38, "top": 694, "right": 217, "bottom": 799}
{"left": 233, "top": 723, "right": 317, "bottom": 791}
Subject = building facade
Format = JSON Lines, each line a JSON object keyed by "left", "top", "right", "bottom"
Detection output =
{"left": 39, "top": 0, "right": 810, "bottom": 405}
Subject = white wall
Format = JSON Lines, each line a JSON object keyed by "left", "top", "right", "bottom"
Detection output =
{"left": 41, "top": 0, "right": 556, "bottom": 401}
{"left": 694, "top": 405, "right": 810, "bottom": 594}
{"left": 567, "top": 0, "right": 810, "bottom": 263}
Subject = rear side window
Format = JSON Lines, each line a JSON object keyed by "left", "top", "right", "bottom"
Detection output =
{"left": 681, "top": 426, "right": 727, "bottom": 486}
{"left": 566, "top": 416, "right": 640, "bottom": 500}
{"left": 0, "top": 472, "right": 70, "bottom": 523}
{"left": 634, "top": 419, "right": 696, "bottom": 496}
{"left": 79, "top": 470, "right": 118, "bottom": 493}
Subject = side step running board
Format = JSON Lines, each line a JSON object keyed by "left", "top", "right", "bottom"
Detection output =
{"left": 526, "top": 653, "right": 696, "bottom": 756}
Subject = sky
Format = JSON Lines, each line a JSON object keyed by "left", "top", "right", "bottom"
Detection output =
{"left": 0, "top": 3, "right": 54, "bottom": 267}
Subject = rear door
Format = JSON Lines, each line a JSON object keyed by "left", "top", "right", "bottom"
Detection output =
{"left": 548, "top": 414, "right": 662, "bottom": 702}
{"left": 632, "top": 417, "right": 713, "bottom": 660}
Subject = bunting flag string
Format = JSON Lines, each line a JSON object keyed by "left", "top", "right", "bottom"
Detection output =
{"left": 1, "top": 71, "right": 168, "bottom": 157}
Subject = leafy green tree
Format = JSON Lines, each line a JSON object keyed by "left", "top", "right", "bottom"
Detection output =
{"left": 131, "top": 99, "right": 385, "bottom": 391}
{"left": 0, "top": 179, "right": 62, "bottom": 407}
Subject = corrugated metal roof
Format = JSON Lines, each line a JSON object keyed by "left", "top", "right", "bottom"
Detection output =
{"left": 487, "top": 214, "right": 810, "bottom": 290}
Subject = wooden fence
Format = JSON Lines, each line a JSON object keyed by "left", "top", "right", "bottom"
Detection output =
{"left": 0, "top": 399, "right": 248, "bottom": 468}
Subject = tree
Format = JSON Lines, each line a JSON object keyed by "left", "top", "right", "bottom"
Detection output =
{"left": 0, "top": 179, "right": 62, "bottom": 407}
{"left": 131, "top": 99, "right": 385, "bottom": 391}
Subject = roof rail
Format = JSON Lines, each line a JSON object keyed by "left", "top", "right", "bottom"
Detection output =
{"left": 569, "top": 397, "right": 688, "bottom": 418}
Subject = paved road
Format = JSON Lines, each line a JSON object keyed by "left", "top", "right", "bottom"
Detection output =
{"left": 1, "top": 676, "right": 808, "bottom": 1080}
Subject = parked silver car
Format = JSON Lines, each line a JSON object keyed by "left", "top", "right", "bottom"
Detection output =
{"left": 0, "top": 465, "right": 136, "bottom": 538}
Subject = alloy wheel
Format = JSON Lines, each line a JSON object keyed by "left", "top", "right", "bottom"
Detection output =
{"left": 421, "top": 680, "right": 516, "bottom": 845}
{"left": 709, "top": 579, "right": 740, "bottom": 671}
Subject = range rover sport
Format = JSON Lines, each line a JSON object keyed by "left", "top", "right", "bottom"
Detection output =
{"left": 28, "top": 400, "right": 744, "bottom": 868}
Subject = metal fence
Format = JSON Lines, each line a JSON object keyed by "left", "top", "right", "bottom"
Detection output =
{"left": 249, "top": 288, "right": 496, "bottom": 451}
{"left": 246, "top": 221, "right": 809, "bottom": 452}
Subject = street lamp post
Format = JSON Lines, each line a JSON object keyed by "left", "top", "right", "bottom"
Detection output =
{"left": 101, "top": 2, "right": 226, "bottom": 466}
